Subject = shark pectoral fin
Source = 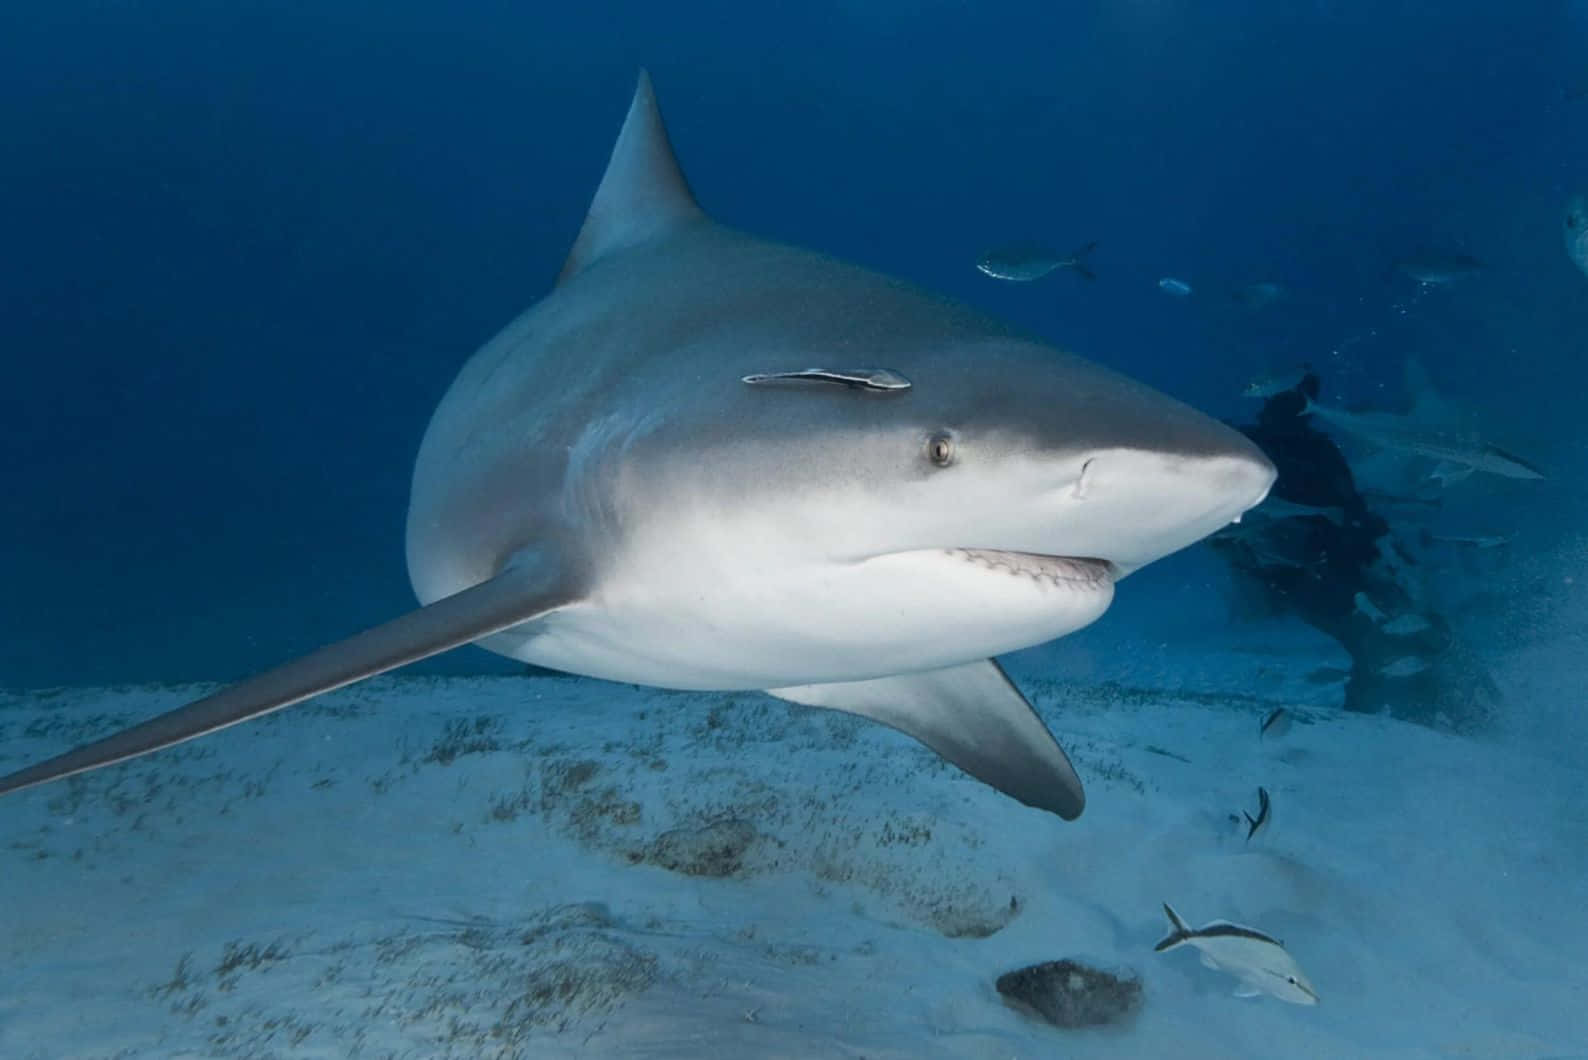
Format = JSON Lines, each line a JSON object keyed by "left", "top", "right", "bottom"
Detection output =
{"left": 0, "top": 560, "right": 581, "bottom": 798}
{"left": 766, "top": 659, "right": 1085, "bottom": 820}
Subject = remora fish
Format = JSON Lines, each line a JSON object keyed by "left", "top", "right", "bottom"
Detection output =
{"left": 1155, "top": 904, "right": 1319, "bottom": 1004}
{"left": 1565, "top": 196, "right": 1588, "bottom": 281}
{"left": 1301, "top": 397, "right": 1545, "bottom": 480}
{"left": 1392, "top": 250, "right": 1484, "bottom": 286}
{"left": 977, "top": 240, "right": 1098, "bottom": 282}
{"left": 0, "top": 72, "right": 1275, "bottom": 820}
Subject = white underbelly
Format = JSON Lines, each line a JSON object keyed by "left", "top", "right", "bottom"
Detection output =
{"left": 483, "top": 548, "right": 1115, "bottom": 689}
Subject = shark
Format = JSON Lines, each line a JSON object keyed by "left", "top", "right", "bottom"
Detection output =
{"left": 0, "top": 72, "right": 1275, "bottom": 820}
{"left": 1301, "top": 396, "right": 1544, "bottom": 480}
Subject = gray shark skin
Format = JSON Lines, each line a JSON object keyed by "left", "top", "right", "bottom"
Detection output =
{"left": 0, "top": 72, "right": 1274, "bottom": 820}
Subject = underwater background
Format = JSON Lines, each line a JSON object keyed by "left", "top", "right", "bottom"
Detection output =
{"left": 3, "top": 1, "right": 1583, "bottom": 688}
{"left": 3, "top": 3, "right": 1588, "bottom": 1056}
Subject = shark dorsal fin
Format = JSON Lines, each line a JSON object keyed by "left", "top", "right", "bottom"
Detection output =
{"left": 558, "top": 70, "right": 705, "bottom": 286}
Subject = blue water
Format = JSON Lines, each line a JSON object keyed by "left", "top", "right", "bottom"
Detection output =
{"left": 2, "top": 1, "right": 1584, "bottom": 687}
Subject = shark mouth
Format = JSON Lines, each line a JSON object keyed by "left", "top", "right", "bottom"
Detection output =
{"left": 950, "top": 549, "right": 1116, "bottom": 589}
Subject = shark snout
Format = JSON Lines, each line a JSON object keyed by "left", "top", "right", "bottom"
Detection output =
{"left": 1204, "top": 444, "right": 1279, "bottom": 513}
{"left": 1054, "top": 441, "right": 1275, "bottom": 578}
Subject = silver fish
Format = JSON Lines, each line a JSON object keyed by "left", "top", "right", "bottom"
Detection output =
{"left": 1380, "top": 656, "right": 1431, "bottom": 678}
{"left": 1381, "top": 613, "right": 1431, "bottom": 636}
{"left": 1392, "top": 250, "right": 1484, "bottom": 286}
{"left": 1158, "top": 277, "right": 1193, "bottom": 296}
{"left": 1155, "top": 904, "right": 1319, "bottom": 1005}
{"left": 977, "top": 240, "right": 1097, "bottom": 282}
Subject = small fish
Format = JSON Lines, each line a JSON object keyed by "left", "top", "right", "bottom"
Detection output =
{"left": 1242, "top": 364, "right": 1312, "bottom": 399}
{"left": 1302, "top": 397, "right": 1545, "bottom": 480}
{"left": 1565, "top": 196, "right": 1588, "bottom": 281}
{"left": 977, "top": 240, "right": 1098, "bottom": 282}
{"left": 1392, "top": 250, "right": 1484, "bottom": 286}
{"left": 1380, "top": 613, "right": 1431, "bottom": 636}
{"left": 1154, "top": 904, "right": 1319, "bottom": 1005}
{"left": 1158, "top": 277, "right": 1193, "bottom": 296}
{"left": 1353, "top": 592, "right": 1387, "bottom": 623}
{"left": 1259, "top": 707, "right": 1292, "bottom": 740}
{"left": 1243, "top": 787, "right": 1271, "bottom": 842}
{"left": 1380, "top": 655, "right": 1431, "bottom": 678}
{"left": 1231, "top": 281, "right": 1284, "bottom": 309}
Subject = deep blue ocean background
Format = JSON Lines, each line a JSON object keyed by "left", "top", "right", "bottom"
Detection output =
{"left": 3, "top": 1, "right": 1585, "bottom": 688}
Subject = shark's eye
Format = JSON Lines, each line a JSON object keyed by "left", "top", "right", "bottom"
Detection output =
{"left": 926, "top": 432, "right": 956, "bottom": 468}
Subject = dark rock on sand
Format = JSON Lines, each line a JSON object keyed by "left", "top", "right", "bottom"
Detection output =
{"left": 995, "top": 959, "right": 1143, "bottom": 1029}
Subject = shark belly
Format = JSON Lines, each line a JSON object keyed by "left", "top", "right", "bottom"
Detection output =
{"left": 480, "top": 546, "right": 1115, "bottom": 689}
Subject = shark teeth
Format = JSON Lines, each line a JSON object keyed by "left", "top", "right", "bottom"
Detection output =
{"left": 951, "top": 549, "right": 1114, "bottom": 589}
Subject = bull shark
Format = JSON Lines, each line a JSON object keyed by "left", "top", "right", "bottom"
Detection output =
{"left": 0, "top": 72, "right": 1275, "bottom": 820}
{"left": 1301, "top": 396, "right": 1544, "bottom": 480}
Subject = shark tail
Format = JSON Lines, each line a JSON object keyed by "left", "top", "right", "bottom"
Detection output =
{"left": 1155, "top": 903, "right": 1193, "bottom": 952}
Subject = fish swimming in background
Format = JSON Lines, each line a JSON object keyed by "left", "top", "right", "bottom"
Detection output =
{"left": 1381, "top": 613, "right": 1431, "bottom": 636}
{"left": 1154, "top": 904, "right": 1319, "bottom": 1004}
{"left": 976, "top": 240, "right": 1098, "bottom": 282}
{"left": 1565, "top": 196, "right": 1588, "bottom": 281}
{"left": 1230, "top": 281, "right": 1285, "bottom": 309}
{"left": 1242, "top": 364, "right": 1312, "bottom": 398}
{"left": 1301, "top": 397, "right": 1545, "bottom": 480}
{"left": 1391, "top": 249, "right": 1485, "bottom": 286}
{"left": 1158, "top": 277, "right": 1193, "bottom": 296}
{"left": 1353, "top": 592, "right": 1388, "bottom": 623}
{"left": 1243, "top": 786, "right": 1271, "bottom": 841}
{"left": 1380, "top": 656, "right": 1431, "bottom": 678}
